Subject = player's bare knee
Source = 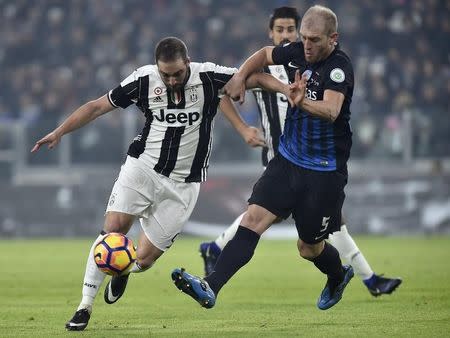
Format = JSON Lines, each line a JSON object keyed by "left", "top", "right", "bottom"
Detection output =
{"left": 136, "top": 257, "right": 153, "bottom": 270}
{"left": 103, "top": 212, "right": 134, "bottom": 233}
{"left": 297, "top": 240, "right": 323, "bottom": 260}
{"left": 135, "top": 251, "right": 156, "bottom": 270}
{"left": 241, "top": 206, "right": 277, "bottom": 234}
{"left": 297, "top": 243, "right": 315, "bottom": 260}
{"left": 136, "top": 245, "right": 163, "bottom": 270}
{"left": 241, "top": 211, "right": 260, "bottom": 231}
{"left": 103, "top": 223, "right": 126, "bottom": 234}
{"left": 272, "top": 217, "right": 283, "bottom": 224}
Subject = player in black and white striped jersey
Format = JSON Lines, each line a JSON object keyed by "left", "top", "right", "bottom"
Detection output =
{"left": 199, "top": 6, "right": 401, "bottom": 298}
{"left": 253, "top": 63, "right": 289, "bottom": 167}
{"left": 32, "top": 36, "right": 290, "bottom": 331}
{"left": 108, "top": 60, "right": 247, "bottom": 183}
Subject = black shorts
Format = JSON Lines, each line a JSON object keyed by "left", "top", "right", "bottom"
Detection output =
{"left": 248, "top": 154, "right": 347, "bottom": 244}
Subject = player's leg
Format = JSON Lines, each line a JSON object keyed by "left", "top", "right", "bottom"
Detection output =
{"left": 132, "top": 229, "right": 164, "bottom": 271}
{"left": 204, "top": 204, "right": 276, "bottom": 292}
{"left": 66, "top": 211, "right": 135, "bottom": 331}
{"left": 65, "top": 232, "right": 106, "bottom": 332}
{"left": 172, "top": 204, "right": 277, "bottom": 307}
{"left": 294, "top": 169, "right": 353, "bottom": 310}
{"left": 328, "top": 216, "right": 402, "bottom": 296}
{"left": 215, "top": 213, "right": 244, "bottom": 249}
{"left": 328, "top": 220, "right": 373, "bottom": 280}
{"left": 199, "top": 212, "right": 243, "bottom": 276}
{"left": 106, "top": 174, "right": 201, "bottom": 305}
{"left": 67, "top": 157, "right": 152, "bottom": 331}
{"left": 104, "top": 227, "right": 164, "bottom": 304}
{"left": 196, "top": 156, "right": 289, "bottom": 296}
{"left": 297, "top": 238, "right": 353, "bottom": 310}
{"left": 172, "top": 155, "right": 289, "bottom": 307}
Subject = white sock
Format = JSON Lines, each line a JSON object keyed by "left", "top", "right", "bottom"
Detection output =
{"left": 130, "top": 260, "right": 152, "bottom": 273}
{"left": 77, "top": 233, "right": 107, "bottom": 312}
{"left": 214, "top": 212, "right": 244, "bottom": 250}
{"left": 328, "top": 225, "right": 374, "bottom": 280}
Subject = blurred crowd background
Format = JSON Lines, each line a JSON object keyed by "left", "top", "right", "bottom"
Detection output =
{"left": 1, "top": 0, "right": 449, "bottom": 164}
{"left": 0, "top": 0, "right": 449, "bottom": 237}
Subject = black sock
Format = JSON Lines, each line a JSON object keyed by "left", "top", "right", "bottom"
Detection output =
{"left": 312, "top": 242, "right": 344, "bottom": 285}
{"left": 205, "top": 226, "right": 260, "bottom": 295}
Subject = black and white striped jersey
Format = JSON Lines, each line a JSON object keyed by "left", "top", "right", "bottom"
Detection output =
{"left": 252, "top": 65, "right": 289, "bottom": 166}
{"left": 108, "top": 62, "right": 237, "bottom": 183}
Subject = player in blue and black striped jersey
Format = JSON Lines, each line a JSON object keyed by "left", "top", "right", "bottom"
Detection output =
{"left": 198, "top": 6, "right": 401, "bottom": 298}
{"left": 172, "top": 5, "right": 399, "bottom": 311}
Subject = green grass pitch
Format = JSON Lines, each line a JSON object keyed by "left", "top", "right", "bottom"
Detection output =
{"left": 1, "top": 236, "right": 449, "bottom": 337}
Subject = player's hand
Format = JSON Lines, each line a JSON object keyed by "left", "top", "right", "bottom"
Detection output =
{"left": 281, "top": 84, "right": 295, "bottom": 108}
{"left": 224, "top": 73, "right": 246, "bottom": 104}
{"left": 242, "top": 126, "right": 266, "bottom": 148}
{"left": 288, "top": 70, "right": 307, "bottom": 108}
{"left": 30, "top": 131, "right": 61, "bottom": 153}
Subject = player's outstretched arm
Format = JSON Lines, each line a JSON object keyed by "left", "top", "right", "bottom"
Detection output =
{"left": 246, "top": 72, "right": 292, "bottom": 104}
{"left": 31, "top": 95, "right": 115, "bottom": 153}
{"left": 224, "top": 46, "right": 275, "bottom": 104}
{"left": 219, "top": 96, "right": 265, "bottom": 148}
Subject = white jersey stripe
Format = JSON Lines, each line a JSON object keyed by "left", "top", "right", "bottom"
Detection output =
{"left": 252, "top": 65, "right": 289, "bottom": 165}
{"left": 108, "top": 62, "right": 237, "bottom": 182}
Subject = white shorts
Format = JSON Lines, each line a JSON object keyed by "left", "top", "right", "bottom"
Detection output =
{"left": 106, "top": 157, "right": 200, "bottom": 251}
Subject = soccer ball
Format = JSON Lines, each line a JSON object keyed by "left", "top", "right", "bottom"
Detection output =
{"left": 94, "top": 232, "right": 137, "bottom": 276}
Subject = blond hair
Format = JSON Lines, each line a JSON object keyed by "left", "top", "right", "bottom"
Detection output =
{"left": 303, "top": 5, "right": 338, "bottom": 36}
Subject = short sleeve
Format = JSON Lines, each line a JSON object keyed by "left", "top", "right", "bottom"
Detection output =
{"left": 322, "top": 56, "right": 354, "bottom": 96}
{"left": 214, "top": 65, "right": 237, "bottom": 90}
{"left": 272, "top": 41, "right": 304, "bottom": 67}
{"left": 108, "top": 69, "right": 140, "bottom": 109}
{"left": 212, "top": 64, "right": 237, "bottom": 98}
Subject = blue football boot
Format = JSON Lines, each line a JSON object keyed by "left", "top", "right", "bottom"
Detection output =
{"left": 317, "top": 265, "right": 354, "bottom": 310}
{"left": 199, "top": 242, "right": 220, "bottom": 276}
{"left": 365, "top": 274, "right": 402, "bottom": 297}
{"left": 171, "top": 268, "right": 216, "bottom": 308}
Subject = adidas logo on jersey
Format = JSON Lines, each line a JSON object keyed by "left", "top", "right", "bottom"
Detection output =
{"left": 153, "top": 96, "right": 163, "bottom": 103}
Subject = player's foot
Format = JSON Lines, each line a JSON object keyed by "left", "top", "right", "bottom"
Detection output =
{"left": 65, "top": 308, "right": 91, "bottom": 331}
{"left": 317, "top": 265, "right": 354, "bottom": 310}
{"left": 104, "top": 273, "right": 130, "bottom": 304}
{"left": 199, "top": 242, "right": 220, "bottom": 276}
{"left": 171, "top": 267, "right": 216, "bottom": 308}
{"left": 364, "top": 274, "right": 402, "bottom": 297}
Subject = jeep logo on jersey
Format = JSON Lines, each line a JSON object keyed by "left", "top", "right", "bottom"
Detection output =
{"left": 154, "top": 109, "right": 200, "bottom": 125}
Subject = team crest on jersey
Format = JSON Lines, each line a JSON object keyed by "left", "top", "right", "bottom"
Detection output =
{"left": 330, "top": 68, "right": 345, "bottom": 83}
{"left": 302, "top": 69, "right": 313, "bottom": 80}
{"left": 108, "top": 193, "right": 116, "bottom": 206}
{"left": 189, "top": 88, "right": 198, "bottom": 102}
{"left": 154, "top": 87, "right": 163, "bottom": 95}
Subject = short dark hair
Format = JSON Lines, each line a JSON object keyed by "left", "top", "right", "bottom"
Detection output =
{"left": 269, "top": 7, "right": 300, "bottom": 30}
{"left": 155, "top": 37, "right": 189, "bottom": 63}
